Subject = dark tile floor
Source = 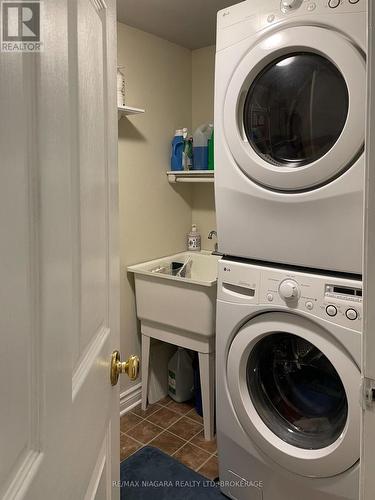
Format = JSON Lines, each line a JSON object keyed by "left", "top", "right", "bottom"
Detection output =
{"left": 120, "top": 396, "right": 218, "bottom": 480}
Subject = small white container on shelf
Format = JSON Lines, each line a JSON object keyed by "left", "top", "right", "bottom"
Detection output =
{"left": 117, "top": 66, "right": 126, "bottom": 107}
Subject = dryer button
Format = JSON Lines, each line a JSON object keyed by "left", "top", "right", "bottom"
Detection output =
{"left": 267, "top": 293, "right": 274, "bottom": 302}
{"left": 326, "top": 305, "right": 337, "bottom": 317}
{"left": 280, "top": 0, "right": 303, "bottom": 11}
{"left": 305, "top": 301, "right": 314, "bottom": 311}
{"left": 346, "top": 308, "right": 358, "bottom": 321}
{"left": 328, "top": 0, "right": 340, "bottom": 7}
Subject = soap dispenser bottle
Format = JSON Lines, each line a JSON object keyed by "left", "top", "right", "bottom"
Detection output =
{"left": 187, "top": 224, "right": 201, "bottom": 251}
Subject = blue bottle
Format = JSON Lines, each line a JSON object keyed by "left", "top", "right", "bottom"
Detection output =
{"left": 192, "top": 123, "right": 213, "bottom": 170}
{"left": 171, "top": 129, "right": 186, "bottom": 171}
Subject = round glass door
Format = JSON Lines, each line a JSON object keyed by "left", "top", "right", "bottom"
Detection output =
{"left": 247, "top": 333, "right": 348, "bottom": 450}
{"left": 226, "top": 312, "right": 360, "bottom": 477}
{"left": 223, "top": 26, "right": 366, "bottom": 191}
{"left": 243, "top": 53, "right": 349, "bottom": 169}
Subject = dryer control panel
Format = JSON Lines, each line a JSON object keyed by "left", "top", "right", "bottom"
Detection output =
{"left": 218, "top": 260, "right": 362, "bottom": 332}
{"left": 279, "top": 0, "right": 366, "bottom": 14}
{"left": 217, "top": 0, "right": 365, "bottom": 53}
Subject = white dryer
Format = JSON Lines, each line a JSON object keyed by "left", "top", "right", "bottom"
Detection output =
{"left": 214, "top": 0, "right": 366, "bottom": 274}
{"left": 216, "top": 259, "right": 362, "bottom": 500}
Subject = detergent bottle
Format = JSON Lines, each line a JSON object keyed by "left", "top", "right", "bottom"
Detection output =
{"left": 208, "top": 128, "right": 214, "bottom": 170}
{"left": 171, "top": 128, "right": 187, "bottom": 171}
{"left": 168, "top": 348, "right": 194, "bottom": 403}
{"left": 192, "top": 123, "right": 213, "bottom": 170}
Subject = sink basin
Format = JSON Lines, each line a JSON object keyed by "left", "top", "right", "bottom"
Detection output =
{"left": 128, "top": 251, "right": 220, "bottom": 287}
{"left": 128, "top": 251, "right": 220, "bottom": 338}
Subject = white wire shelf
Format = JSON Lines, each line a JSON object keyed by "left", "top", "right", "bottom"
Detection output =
{"left": 118, "top": 106, "right": 145, "bottom": 120}
{"left": 167, "top": 170, "right": 214, "bottom": 183}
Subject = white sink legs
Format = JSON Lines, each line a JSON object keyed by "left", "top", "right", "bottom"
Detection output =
{"left": 141, "top": 334, "right": 151, "bottom": 411}
{"left": 128, "top": 251, "right": 220, "bottom": 442}
{"left": 198, "top": 351, "right": 215, "bottom": 441}
{"left": 140, "top": 323, "right": 215, "bottom": 441}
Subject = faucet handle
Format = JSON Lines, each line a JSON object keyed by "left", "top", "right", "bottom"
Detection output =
{"left": 207, "top": 230, "right": 221, "bottom": 255}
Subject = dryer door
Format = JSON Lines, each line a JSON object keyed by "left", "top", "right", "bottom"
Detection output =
{"left": 223, "top": 26, "right": 365, "bottom": 191}
{"left": 227, "top": 312, "right": 360, "bottom": 478}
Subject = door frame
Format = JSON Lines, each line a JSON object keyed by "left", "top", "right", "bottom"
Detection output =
{"left": 360, "top": 1, "right": 375, "bottom": 498}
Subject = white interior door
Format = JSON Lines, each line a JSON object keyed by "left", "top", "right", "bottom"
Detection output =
{"left": 0, "top": 0, "right": 123, "bottom": 498}
{"left": 361, "top": 2, "right": 375, "bottom": 498}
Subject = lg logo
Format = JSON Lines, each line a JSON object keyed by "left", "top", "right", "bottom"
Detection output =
{"left": 1, "top": 1, "right": 42, "bottom": 52}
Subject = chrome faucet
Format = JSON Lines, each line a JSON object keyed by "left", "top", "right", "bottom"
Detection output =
{"left": 208, "top": 230, "right": 222, "bottom": 255}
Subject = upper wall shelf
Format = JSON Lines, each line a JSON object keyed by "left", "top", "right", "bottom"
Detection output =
{"left": 118, "top": 105, "right": 145, "bottom": 120}
{"left": 167, "top": 170, "right": 214, "bottom": 184}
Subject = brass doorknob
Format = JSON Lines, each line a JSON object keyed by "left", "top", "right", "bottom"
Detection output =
{"left": 110, "top": 350, "right": 140, "bottom": 386}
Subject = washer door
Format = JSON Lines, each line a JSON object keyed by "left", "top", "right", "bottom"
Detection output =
{"left": 227, "top": 313, "right": 360, "bottom": 478}
{"left": 223, "top": 26, "right": 365, "bottom": 191}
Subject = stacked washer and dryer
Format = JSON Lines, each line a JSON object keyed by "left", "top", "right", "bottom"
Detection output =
{"left": 214, "top": 1, "right": 366, "bottom": 499}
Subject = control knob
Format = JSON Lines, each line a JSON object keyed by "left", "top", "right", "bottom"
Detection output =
{"left": 279, "top": 280, "right": 300, "bottom": 301}
{"left": 326, "top": 305, "right": 337, "bottom": 317}
{"left": 346, "top": 308, "right": 358, "bottom": 321}
{"left": 281, "top": 0, "right": 303, "bottom": 12}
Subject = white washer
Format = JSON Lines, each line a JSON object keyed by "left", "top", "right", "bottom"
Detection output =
{"left": 214, "top": 0, "right": 366, "bottom": 274}
{"left": 216, "top": 258, "right": 362, "bottom": 500}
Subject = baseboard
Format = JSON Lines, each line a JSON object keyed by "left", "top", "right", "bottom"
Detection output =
{"left": 120, "top": 382, "right": 142, "bottom": 416}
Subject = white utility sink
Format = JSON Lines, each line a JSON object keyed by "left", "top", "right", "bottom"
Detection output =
{"left": 128, "top": 251, "right": 220, "bottom": 338}
{"left": 129, "top": 251, "right": 220, "bottom": 440}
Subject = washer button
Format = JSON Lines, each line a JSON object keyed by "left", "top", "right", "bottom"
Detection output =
{"left": 328, "top": 0, "right": 340, "bottom": 7}
{"left": 305, "top": 301, "right": 314, "bottom": 311}
{"left": 346, "top": 308, "right": 358, "bottom": 321}
{"left": 307, "top": 3, "right": 316, "bottom": 11}
{"left": 326, "top": 305, "right": 337, "bottom": 317}
{"left": 267, "top": 293, "right": 274, "bottom": 302}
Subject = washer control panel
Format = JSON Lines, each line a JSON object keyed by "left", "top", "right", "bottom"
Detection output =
{"left": 328, "top": 0, "right": 361, "bottom": 8}
{"left": 218, "top": 260, "right": 362, "bottom": 332}
{"left": 324, "top": 283, "right": 362, "bottom": 323}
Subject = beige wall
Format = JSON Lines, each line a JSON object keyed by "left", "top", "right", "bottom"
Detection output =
{"left": 118, "top": 23, "right": 193, "bottom": 392}
{"left": 191, "top": 46, "right": 217, "bottom": 251}
{"left": 191, "top": 183, "right": 216, "bottom": 250}
{"left": 117, "top": 26, "right": 218, "bottom": 394}
{"left": 192, "top": 45, "right": 216, "bottom": 131}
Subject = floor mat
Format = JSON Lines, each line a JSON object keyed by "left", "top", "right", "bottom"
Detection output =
{"left": 120, "top": 446, "right": 226, "bottom": 499}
